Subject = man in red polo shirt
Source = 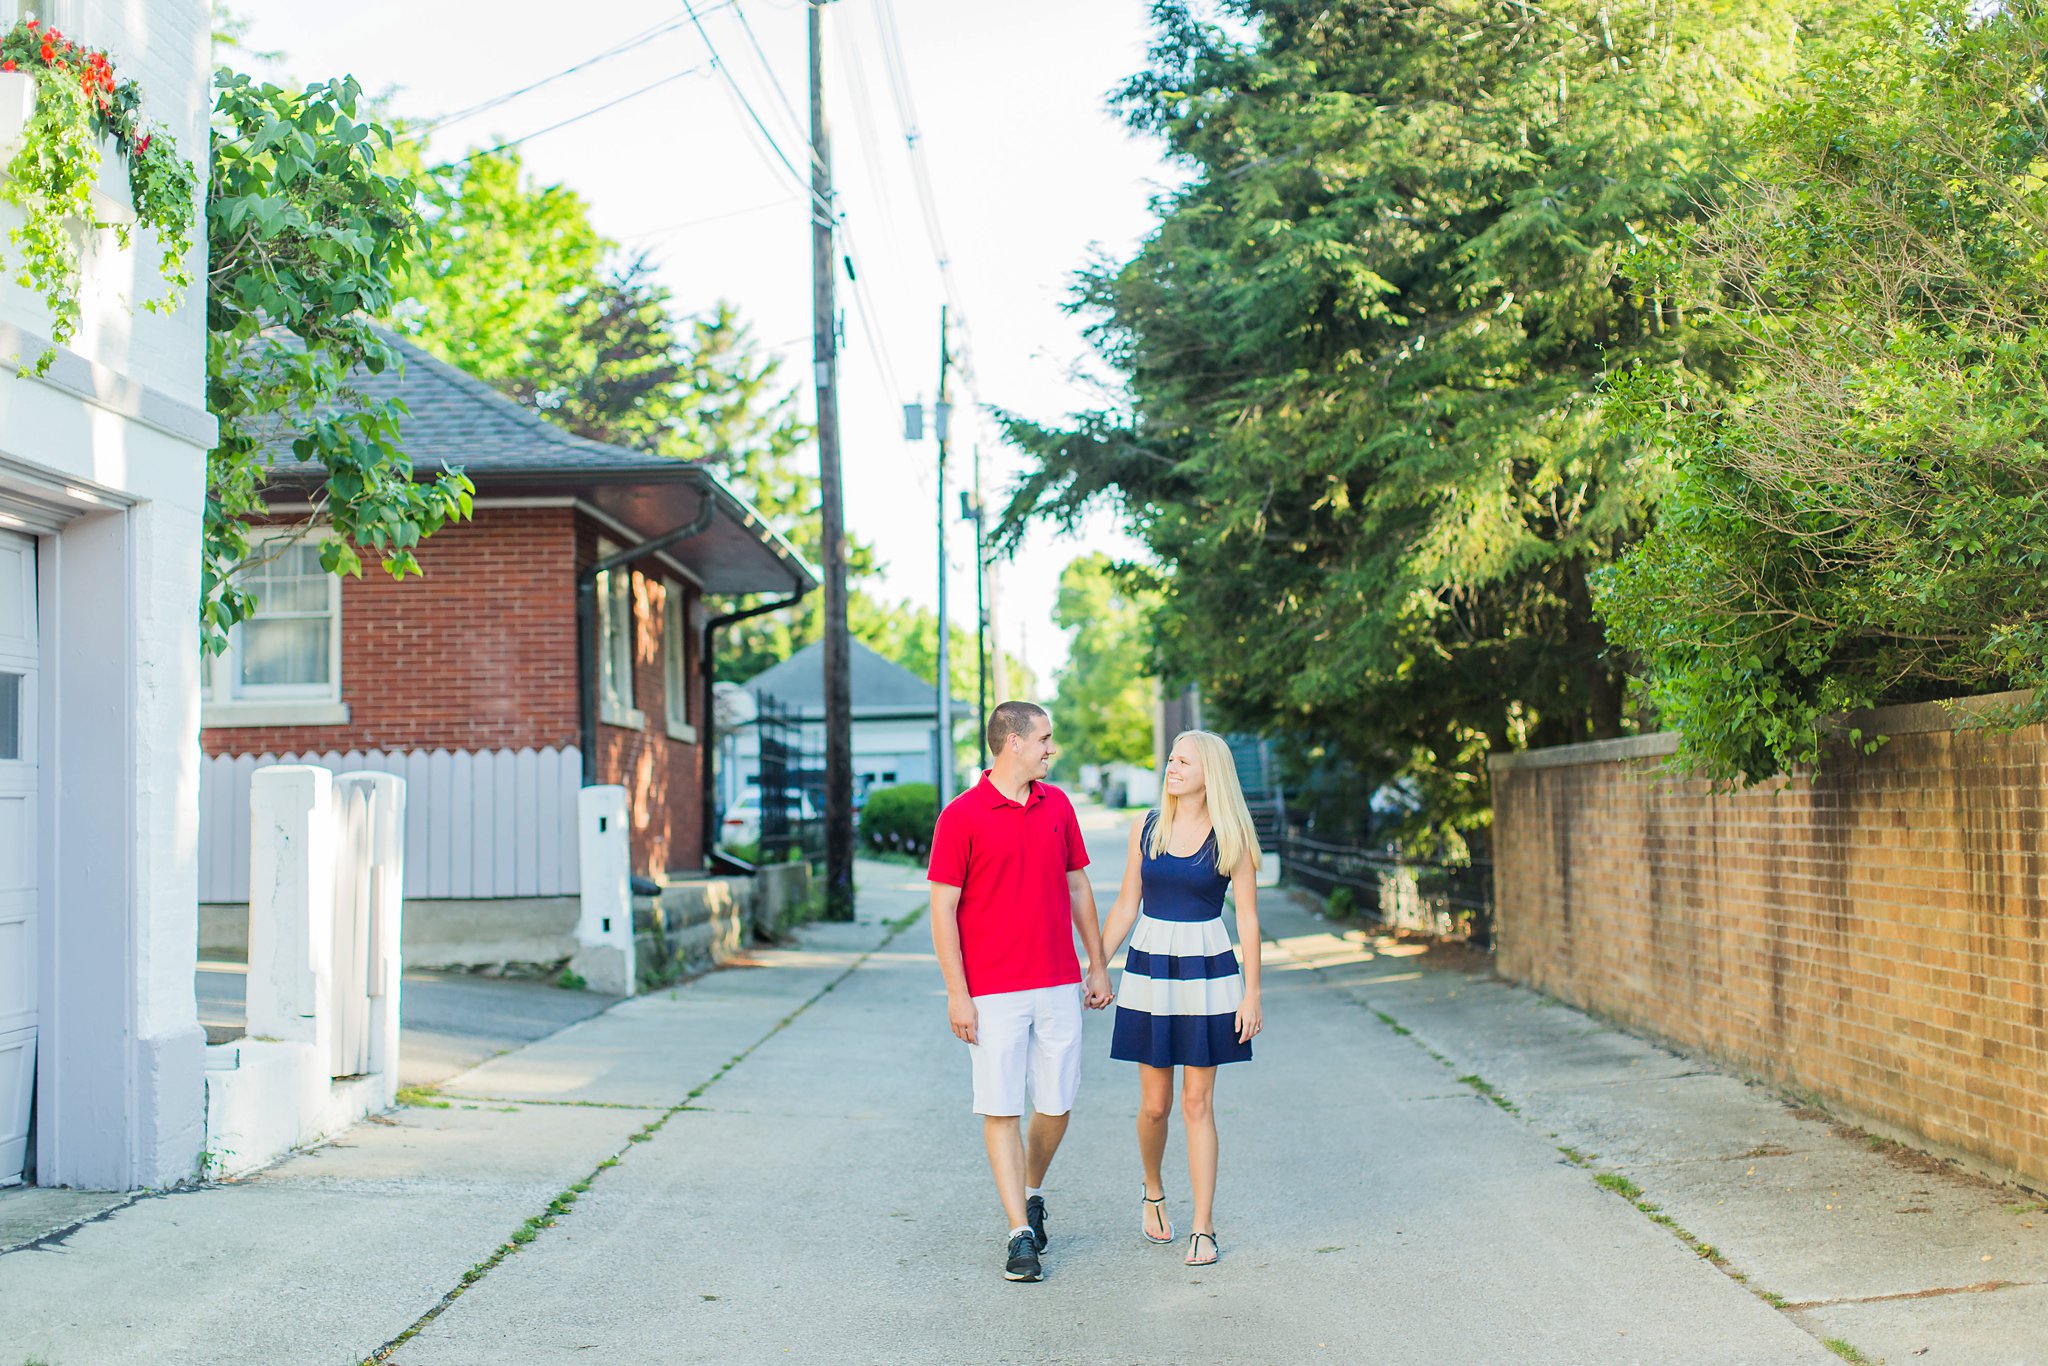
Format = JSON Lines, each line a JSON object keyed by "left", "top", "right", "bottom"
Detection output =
{"left": 928, "top": 700, "right": 1112, "bottom": 1283}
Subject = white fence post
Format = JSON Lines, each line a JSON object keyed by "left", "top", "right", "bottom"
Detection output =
{"left": 337, "top": 771, "right": 405, "bottom": 1109}
{"left": 246, "top": 766, "right": 335, "bottom": 1056}
{"left": 574, "top": 785, "right": 635, "bottom": 996}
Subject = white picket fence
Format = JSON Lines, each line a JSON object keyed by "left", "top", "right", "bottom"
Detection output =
{"left": 200, "top": 747, "right": 583, "bottom": 903}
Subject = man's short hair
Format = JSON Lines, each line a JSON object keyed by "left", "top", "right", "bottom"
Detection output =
{"left": 986, "top": 700, "right": 1049, "bottom": 755}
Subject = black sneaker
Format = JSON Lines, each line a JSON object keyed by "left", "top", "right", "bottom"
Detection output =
{"left": 1025, "top": 1194, "right": 1048, "bottom": 1252}
{"left": 1004, "top": 1229, "right": 1043, "bottom": 1282}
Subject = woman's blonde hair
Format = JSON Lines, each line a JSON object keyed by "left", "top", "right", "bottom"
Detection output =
{"left": 1147, "top": 729, "right": 1262, "bottom": 875}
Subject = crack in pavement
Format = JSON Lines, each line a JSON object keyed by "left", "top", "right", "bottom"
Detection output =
{"left": 1783, "top": 1278, "right": 2040, "bottom": 1311}
{"left": 360, "top": 913, "right": 922, "bottom": 1366}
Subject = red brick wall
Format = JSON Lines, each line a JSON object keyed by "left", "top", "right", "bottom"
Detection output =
{"left": 1491, "top": 702, "right": 2048, "bottom": 1185}
{"left": 200, "top": 508, "right": 581, "bottom": 755}
{"left": 576, "top": 521, "right": 705, "bottom": 877}
{"left": 205, "top": 506, "right": 709, "bottom": 878}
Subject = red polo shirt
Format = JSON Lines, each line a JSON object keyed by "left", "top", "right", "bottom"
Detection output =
{"left": 927, "top": 772, "right": 1090, "bottom": 997}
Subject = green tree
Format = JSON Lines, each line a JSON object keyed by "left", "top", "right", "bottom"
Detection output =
{"left": 205, "top": 71, "right": 472, "bottom": 651}
{"left": 999, "top": 0, "right": 1823, "bottom": 838}
{"left": 1050, "top": 553, "right": 1158, "bottom": 771}
{"left": 1597, "top": 0, "right": 2048, "bottom": 781}
{"left": 385, "top": 148, "right": 606, "bottom": 392}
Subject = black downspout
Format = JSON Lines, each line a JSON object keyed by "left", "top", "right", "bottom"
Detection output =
{"left": 700, "top": 586, "right": 810, "bottom": 865}
{"left": 577, "top": 498, "right": 718, "bottom": 786}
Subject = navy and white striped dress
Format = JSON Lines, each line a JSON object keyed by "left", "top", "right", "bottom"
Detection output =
{"left": 1109, "top": 814, "right": 1253, "bottom": 1068}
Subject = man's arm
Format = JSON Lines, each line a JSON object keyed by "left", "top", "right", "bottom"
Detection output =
{"left": 1069, "top": 869, "right": 1113, "bottom": 1008}
{"left": 929, "top": 881, "right": 978, "bottom": 1043}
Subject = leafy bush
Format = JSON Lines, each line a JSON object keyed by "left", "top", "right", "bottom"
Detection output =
{"left": 861, "top": 783, "right": 937, "bottom": 857}
{"left": 1324, "top": 886, "right": 1356, "bottom": 920}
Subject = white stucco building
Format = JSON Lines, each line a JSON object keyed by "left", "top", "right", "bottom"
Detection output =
{"left": 722, "top": 640, "right": 972, "bottom": 813}
{"left": 0, "top": 0, "right": 213, "bottom": 1190}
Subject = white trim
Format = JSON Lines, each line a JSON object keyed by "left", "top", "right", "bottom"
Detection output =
{"left": 594, "top": 538, "right": 643, "bottom": 732}
{"left": 661, "top": 585, "right": 694, "bottom": 743}
{"left": 201, "top": 701, "right": 351, "bottom": 729}
{"left": 204, "top": 531, "right": 343, "bottom": 709}
{"left": 601, "top": 700, "right": 647, "bottom": 732}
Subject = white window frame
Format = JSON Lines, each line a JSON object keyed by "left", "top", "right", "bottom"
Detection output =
{"left": 662, "top": 583, "right": 696, "bottom": 744}
{"left": 596, "top": 539, "right": 645, "bottom": 732}
{"left": 201, "top": 533, "right": 349, "bottom": 729}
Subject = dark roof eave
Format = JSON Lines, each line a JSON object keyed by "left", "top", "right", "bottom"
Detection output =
{"left": 260, "top": 461, "right": 820, "bottom": 595}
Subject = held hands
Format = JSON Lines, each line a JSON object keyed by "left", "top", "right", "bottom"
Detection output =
{"left": 948, "top": 991, "right": 979, "bottom": 1045}
{"left": 1235, "top": 991, "right": 1263, "bottom": 1045}
{"left": 1083, "top": 964, "right": 1114, "bottom": 1010}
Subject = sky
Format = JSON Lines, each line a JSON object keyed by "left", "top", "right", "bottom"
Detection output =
{"left": 227, "top": 0, "right": 1174, "bottom": 687}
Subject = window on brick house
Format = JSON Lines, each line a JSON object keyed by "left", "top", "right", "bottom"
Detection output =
{"left": 662, "top": 584, "right": 696, "bottom": 743}
{"left": 596, "top": 541, "right": 644, "bottom": 730}
{"left": 201, "top": 537, "right": 347, "bottom": 727}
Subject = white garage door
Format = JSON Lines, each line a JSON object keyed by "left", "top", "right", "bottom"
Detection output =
{"left": 0, "top": 531, "right": 37, "bottom": 1185}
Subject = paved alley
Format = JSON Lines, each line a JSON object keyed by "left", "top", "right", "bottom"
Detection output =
{"left": 4, "top": 813, "right": 2041, "bottom": 1364}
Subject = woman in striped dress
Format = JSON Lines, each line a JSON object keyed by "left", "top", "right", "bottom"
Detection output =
{"left": 1102, "top": 730, "right": 1263, "bottom": 1267}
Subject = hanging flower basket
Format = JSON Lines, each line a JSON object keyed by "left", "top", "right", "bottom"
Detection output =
{"left": 0, "top": 18, "right": 196, "bottom": 374}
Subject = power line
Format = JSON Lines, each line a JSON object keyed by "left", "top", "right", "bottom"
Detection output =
{"left": 416, "top": 5, "right": 736, "bottom": 137}
{"left": 619, "top": 194, "right": 802, "bottom": 243}
{"left": 448, "top": 64, "right": 714, "bottom": 166}
{"left": 868, "top": 0, "right": 986, "bottom": 418}
{"left": 730, "top": 1, "right": 817, "bottom": 169}
{"left": 682, "top": 0, "right": 835, "bottom": 223}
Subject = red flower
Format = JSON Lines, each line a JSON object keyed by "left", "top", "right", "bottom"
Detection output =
{"left": 137, "top": 134, "right": 149, "bottom": 154}
{"left": 23, "top": 18, "right": 35, "bottom": 28}
{"left": 1, "top": 60, "right": 13, "bottom": 72}
{"left": 39, "top": 45, "right": 52, "bottom": 62}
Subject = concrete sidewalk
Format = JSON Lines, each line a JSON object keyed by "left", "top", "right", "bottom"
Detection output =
{"left": 0, "top": 861, "right": 926, "bottom": 1366}
{"left": 1258, "top": 891, "right": 2048, "bottom": 1366}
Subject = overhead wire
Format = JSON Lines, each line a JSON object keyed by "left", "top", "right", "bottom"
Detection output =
{"left": 414, "top": 4, "right": 737, "bottom": 137}
{"left": 681, "top": 0, "right": 836, "bottom": 223}
{"left": 446, "top": 63, "right": 715, "bottom": 166}
{"left": 867, "top": 0, "right": 989, "bottom": 445}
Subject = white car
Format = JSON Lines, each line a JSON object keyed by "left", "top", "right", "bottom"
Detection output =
{"left": 719, "top": 792, "right": 820, "bottom": 848}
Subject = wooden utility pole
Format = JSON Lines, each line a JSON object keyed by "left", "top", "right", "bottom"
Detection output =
{"left": 933, "top": 305, "right": 953, "bottom": 805}
{"left": 811, "top": 0, "right": 854, "bottom": 920}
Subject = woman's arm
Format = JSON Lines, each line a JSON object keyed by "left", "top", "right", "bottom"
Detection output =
{"left": 1098, "top": 819, "right": 1148, "bottom": 959}
{"left": 1231, "top": 852, "right": 1262, "bottom": 1043}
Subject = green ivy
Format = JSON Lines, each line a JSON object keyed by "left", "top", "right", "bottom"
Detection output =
{"left": 0, "top": 19, "right": 197, "bottom": 374}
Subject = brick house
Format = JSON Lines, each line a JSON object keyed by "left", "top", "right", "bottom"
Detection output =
{"left": 198, "top": 335, "right": 814, "bottom": 897}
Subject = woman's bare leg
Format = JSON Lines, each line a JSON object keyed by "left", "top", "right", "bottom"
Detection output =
{"left": 1137, "top": 1064, "right": 1174, "bottom": 1238}
{"left": 1182, "top": 1065, "right": 1219, "bottom": 1235}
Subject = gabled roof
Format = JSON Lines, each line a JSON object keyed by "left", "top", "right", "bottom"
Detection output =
{"left": 262, "top": 331, "right": 818, "bottom": 597}
{"left": 743, "top": 639, "right": 973, "bottom": 720}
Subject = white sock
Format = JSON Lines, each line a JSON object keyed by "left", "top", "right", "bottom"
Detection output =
{"left": 1010, "top": 1224, "right": 1033, "bottom": 1240}
{"left": 1025, "top": 1185, "right": 1043, "bottom": 1199}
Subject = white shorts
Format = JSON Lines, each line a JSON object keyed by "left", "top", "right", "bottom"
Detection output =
{"left": 967, "top": 983, "right": 1084, "bottom": 1117}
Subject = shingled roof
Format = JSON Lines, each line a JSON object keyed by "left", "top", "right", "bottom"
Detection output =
{"left": 743, "top": 639, "right": 974, "bottom": 721}
{"left": 262, "top": 331, "right": 818, "bottom": 597}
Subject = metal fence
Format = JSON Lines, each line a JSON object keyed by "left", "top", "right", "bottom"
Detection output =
{"left": 1276, "top": 821, "right": 1494, "bottom": 946}
{"left": 754, "top": 693, "right": 824, "bottom": 867}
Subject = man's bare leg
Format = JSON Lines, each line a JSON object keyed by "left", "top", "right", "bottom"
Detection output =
{"left": 983, "top": 1115, "right": 1029, "bottom": 1229}
{"left": 1025, "top": 1110, "right": 1070, "bottom": 1189}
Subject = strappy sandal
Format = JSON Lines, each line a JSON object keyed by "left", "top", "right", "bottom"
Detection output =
{"left": 1184, "top": 1230, "right": 1219, "bottom": 1266}
{"left": 1141, "top": 1189, "right": 1174, "bottom": 1244}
